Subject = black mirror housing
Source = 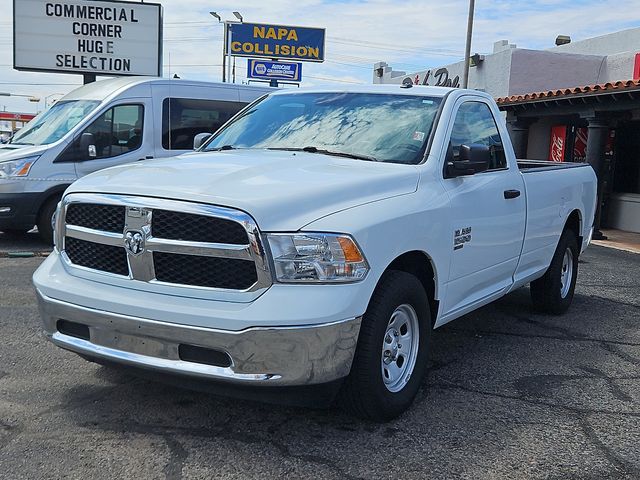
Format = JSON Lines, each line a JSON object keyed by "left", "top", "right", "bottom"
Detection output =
{"left": 79, "top": 132, "right": 96, "bottom": 158}
{"left": 446, "top": 144, "right": 490, "bottom": 177}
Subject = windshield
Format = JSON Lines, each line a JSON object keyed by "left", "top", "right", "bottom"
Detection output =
{"left": 11, "top": 100, "right": 100, "bottom": 146}
{"left": 204, "top": 92, "right": 442, "bottom": 164}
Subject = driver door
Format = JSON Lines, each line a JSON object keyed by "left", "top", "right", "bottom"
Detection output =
{"left": 440, "top": 99, "right": 526, "bottom": 318}
{"left": 67, "top": 102, "right": 151, "bottom": 178}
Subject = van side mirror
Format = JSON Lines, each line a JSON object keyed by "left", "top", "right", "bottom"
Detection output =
{"left": 446, "top": 144, "right": 490, "bottom": 177}
{"left": 193, "top": 132, "right": 212, "bottom": 150}
{"left": 80, "top": 132, "right": 96, "bottom": 158}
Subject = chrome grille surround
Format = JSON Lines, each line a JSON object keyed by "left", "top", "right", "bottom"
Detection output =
{"left": 57, "top": 193, "right": 272, "bottom": 302}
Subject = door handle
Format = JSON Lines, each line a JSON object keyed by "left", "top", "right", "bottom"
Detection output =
{"left": 504, "top": 189, "right": 521, "bottom": 199}
{"left": 138, "top": 155, "right": 154, "bottom": 161}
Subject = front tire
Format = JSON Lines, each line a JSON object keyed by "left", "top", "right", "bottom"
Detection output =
{"left": 530, "top": 229, "right": 579, "bottom": 314}
{"left": 338, "top": 271, "right": 431, "bottom": 421}
{"left": 37, "top": 196, "right": 60, "bottom": 244}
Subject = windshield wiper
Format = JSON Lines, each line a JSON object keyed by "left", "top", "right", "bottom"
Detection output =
{"left": 268, "top": 146, "right": 377, "bottom": 162}
{"left": 208, "top": 144, "right": 236, "bottom": 151}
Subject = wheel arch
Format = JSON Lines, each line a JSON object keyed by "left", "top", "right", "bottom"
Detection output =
{"left": 564, "top": 209, "right": 583, "bottom": 251}
{"left": 378, "top": 250, "right": 439, "bottom": 326}
{"left": 36, "top": 184, "right": 70, "bottom": 223}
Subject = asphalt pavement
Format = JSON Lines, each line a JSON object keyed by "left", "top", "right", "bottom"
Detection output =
{"left": 0, "top": 245, "right": 638, "bottom": 479}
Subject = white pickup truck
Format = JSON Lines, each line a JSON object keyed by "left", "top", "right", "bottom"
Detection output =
{"left": 33, "top": 85, "right": 597, "bottom": 421}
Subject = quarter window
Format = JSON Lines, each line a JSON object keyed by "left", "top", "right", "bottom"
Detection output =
{"left": 162, "top": 98, "right": 246, "bottom": 150}
{"left": 449, "top": 101, "right": 506, "bottom": 170}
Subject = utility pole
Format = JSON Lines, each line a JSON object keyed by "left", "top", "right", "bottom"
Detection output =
{"left": 462, "top": 0, "right": 475, "bottom": 89}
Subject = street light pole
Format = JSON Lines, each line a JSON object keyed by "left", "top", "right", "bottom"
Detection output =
{"left": 462, "top": 0, "right": 475, "bottom": 89}
{"left": 232, "top": 12, "right": 243, "bottom": 84}
{"left": 210, "top": 11, "right": 225, "bottom": 82}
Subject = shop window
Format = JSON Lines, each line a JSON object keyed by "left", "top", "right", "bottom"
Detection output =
{"left": 449, "top": 101, "right": 507, "bottom": 170}
{"left": 162, "top": 98, "right": 246, "bottom": 150}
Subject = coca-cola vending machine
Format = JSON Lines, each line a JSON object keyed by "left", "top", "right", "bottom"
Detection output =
{"left": 549, "top": 125, "right": 567, "bottom": 162}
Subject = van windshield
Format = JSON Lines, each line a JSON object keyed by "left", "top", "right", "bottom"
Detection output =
{"left": 10, "top": 100, "right": 100, "bottom": 146}
{"left": 203, "top": 92, "right": 442, "bottom": 164}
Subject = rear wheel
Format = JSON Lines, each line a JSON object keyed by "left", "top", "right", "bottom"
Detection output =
{"left": 530, "top": 229, "right": 579, "bottom": 314}
{"left": 338, "top": 270, "right": 431, "bottom": 421}
{"left": 37, "top": 196, "right": 60, "bottom": 244}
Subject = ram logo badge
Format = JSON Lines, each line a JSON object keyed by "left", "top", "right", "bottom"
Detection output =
{"left": 454, "top": 227, "right": 472, "bottom": 250}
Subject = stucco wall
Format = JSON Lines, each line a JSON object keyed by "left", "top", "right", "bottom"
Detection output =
{"left": 551, "top": 27, "right": 640, "bottom": 56}
{"left": 508, "top": 49, "right": 605, "bottom": 95}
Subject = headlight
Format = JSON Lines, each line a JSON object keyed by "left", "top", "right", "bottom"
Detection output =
{"left": 267, "top": 233, "right": 369, "bottom": 283}
{"left": 0, "top": 156, "right": 39, "bottom": 178}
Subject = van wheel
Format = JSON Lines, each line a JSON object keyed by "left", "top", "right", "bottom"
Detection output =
{"left": 338, "top": 271, "right": 431, "bottom": 421}
{"left": 37, "top": 196, "right": 60, "bottom": 245}
{"left": 530, "top": 229, "right": 579, "bottom": 314}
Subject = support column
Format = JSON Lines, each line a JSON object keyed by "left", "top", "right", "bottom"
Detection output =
{"left": 585, "top": 118, "right": 610, "bottom": 240}
{"left": 507, "top": 116, "right": 534, "bottom": 159}
{"left": 510, "top": 122, "right": 531, "bottom": 159}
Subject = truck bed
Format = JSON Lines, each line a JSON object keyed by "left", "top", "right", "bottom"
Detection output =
{"left": 517, "top": 159, "right": 593, "bottom": 172}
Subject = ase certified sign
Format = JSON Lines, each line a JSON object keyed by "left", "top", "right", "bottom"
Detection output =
{"left": 247, "top": 59, "right": 302, "bottom": 82}
{"left": 13, "top": 0, "right": 162, "bottom": 76}
{"left": 228, "top": 22, "right": 325, "bottom": 63}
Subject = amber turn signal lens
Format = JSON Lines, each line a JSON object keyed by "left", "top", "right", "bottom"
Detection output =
{"left": 337, "top": 236, "right": 364, "bottom": 262}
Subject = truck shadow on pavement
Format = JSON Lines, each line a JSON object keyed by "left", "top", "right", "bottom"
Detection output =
{"left": 53, "top": 286, "right": 640, "bottom": 479}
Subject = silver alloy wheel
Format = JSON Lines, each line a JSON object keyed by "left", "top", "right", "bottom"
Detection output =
{"left": 381, "top": 303, "right": 420, "bottom": 393}
{"left": 560, "top": 247, "right": 574, "bottom": 298}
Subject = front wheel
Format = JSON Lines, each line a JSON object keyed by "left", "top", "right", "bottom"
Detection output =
{"left": 530, "top": 229, "right": 579, "bottom": 314}
{"left": 338, "top": 271, "right": 431, "bottom": 421}
{"left": 37, "top": 196, "right": 60, "bottom": 245}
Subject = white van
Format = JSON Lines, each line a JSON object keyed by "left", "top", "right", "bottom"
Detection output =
{"left": 0, "top": 77, "right": 271, "bottom": 242}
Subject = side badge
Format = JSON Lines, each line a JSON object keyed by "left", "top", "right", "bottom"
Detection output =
{"left": 454, "top": 227, "right": 472, "bottom": 250}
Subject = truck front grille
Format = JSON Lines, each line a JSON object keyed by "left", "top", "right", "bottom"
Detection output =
{"left": 64, "top": 237, "right": 129, "bottom": 276}
{"left": 65, "top": 203, "right": 125, "bottom": 233}
{"left": 59, "top": 194, "right": 271, "bottom": 297}
{"left": 153, "top": 252, "right": 257, "bottom": 289}
{"left": 152, "top": 209, "right": 249, "bottom": 244}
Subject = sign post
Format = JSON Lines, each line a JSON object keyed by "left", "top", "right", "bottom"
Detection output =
{"left": 13, "top": 0, "right": 163, "bottom": 81}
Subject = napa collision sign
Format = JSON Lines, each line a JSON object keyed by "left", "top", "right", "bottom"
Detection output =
{"left": 13, "top": 0, "right": 162, "bottom": 76}
{"left": 247, "top": 59, "right": 302, "bottom": 82}
{"left": 228, "top": 22, "right": 325, "bottom": 63}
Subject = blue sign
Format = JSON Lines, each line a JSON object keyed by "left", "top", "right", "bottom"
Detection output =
{"left": 247, "top": 60, "right": 302, "bottom": 82}
{"left": 228, "top": 22, "right": 325, "bottom": 63}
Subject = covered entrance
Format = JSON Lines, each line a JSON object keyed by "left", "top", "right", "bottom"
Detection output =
{"left": 498, "top": 80, "right": 640, "bottom": 235}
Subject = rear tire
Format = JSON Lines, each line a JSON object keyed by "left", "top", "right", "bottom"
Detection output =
{"left": 530, "top": 229, "right": 579, "bottom": 314}
{"left": 338, "top": 270, "right": 431, "bottom": 421}
{"left": 37, "top": 196, "right": 60, "bottom": 244}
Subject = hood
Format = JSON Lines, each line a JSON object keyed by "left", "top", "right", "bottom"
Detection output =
{"left": 0, "top": 144, "right": 48, "bottom": 161}
{"left": 67, "top": 149, "right": 420, "bottom": 230}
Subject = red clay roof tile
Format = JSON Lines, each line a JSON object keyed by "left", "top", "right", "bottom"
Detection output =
{"left": 495, "top": 79, "right": 640, "bottom": 105}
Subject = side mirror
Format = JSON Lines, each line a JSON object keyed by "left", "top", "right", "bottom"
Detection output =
{"left": 193, "top": 132, "right": 212, "bottom": 150}
{"left": 79, "top": 132, "right": 96, "bottom": 158}
{"left": 446, "top": 144, "right": 490, "bottom": 177}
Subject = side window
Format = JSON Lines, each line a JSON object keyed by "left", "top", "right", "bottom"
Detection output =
{"left": 162, "top": 98, "right": 246, "bottom": 150}
{"left": 449, "top": 101, "right": 506, "bottom": 170}
{"left": 58, "top": 104, "right": 144, "bottom": 161}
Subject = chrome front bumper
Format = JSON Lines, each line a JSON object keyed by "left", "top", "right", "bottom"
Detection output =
{"left": 36, "top": 289, "right": 362, "bottom": 386}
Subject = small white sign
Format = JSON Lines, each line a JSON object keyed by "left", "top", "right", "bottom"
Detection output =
{"left": 13, "top": 0, "right": 162, "bottom": 76}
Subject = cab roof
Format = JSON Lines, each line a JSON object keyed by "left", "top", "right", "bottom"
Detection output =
{"left": 60, "top": 76, "right": 273, "bottom": 102}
